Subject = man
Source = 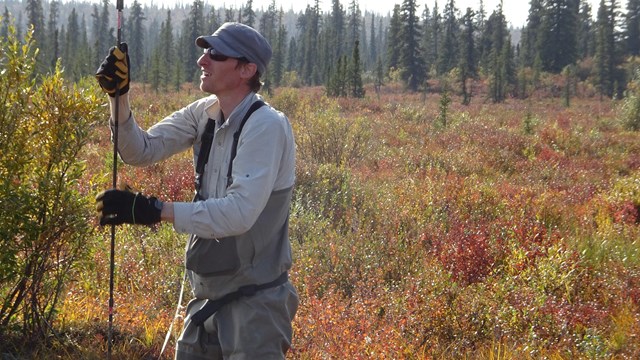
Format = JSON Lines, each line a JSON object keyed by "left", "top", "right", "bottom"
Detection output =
{"left": 95, "top": 22, "right": 298, "bottom": 359}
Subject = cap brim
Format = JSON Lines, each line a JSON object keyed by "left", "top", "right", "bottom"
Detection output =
{"left": 195, "top": 35, "right": 244, "bottom": 58}
{"left": 195, "top": 36, "right": 211, "bottom": 49}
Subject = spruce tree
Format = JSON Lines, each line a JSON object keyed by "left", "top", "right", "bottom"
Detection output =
{"left": 159, "top": 10, "right": 174, "bottom": 90}
{"left": 360, "top": 15, "right": 368, "bottom": 70}
{"left": 594, "top": 0, "right": 615, "bottom": 98}
{"left": 300, "top": 2, "right": 320, "bottom": 85}
{"left": 521, "top": 0, "right": 544, "bottom": 68}
{"left": 399, "top": 0, "right": 426, "bottom": 91}
{"left": 1, "top": 7, "right": 10, "bottom": 39}
{"left": 244, "top": 0, "right": 256, "bottom": 27}
{"left": 346, "top": 0, "right": 361, "bottom": 57}
{"left": 369, "top": 13, "right": 376, "bottom": 70}
{"left": 421, "top": 5, "right": 434, "bottom": 74}
{"left": 63, "top": 8, "right": 80, "bottom": 81}
{"left": 259, "top": 0, "right": 277, "bottom": 45}
{"left": 270, "top": 9, "right": 286, "bottom": 87}
{"left": 626, "top": 0, "right": 640, "bottom": 56}
{"left": 437, "top": 0, "right": 458, "bottom": 75}
{"left": 349, "top": 40, "right": 365, "bottom": 98}
{"left": 25, "top": 0, "right": 45, "bottom": 72}
{"left": 185, "top": 0, "right": 205, "bottom": 82}
{"left": 459, "top": 7, "right": 476, "bottom": 105}
{"left": 45, "top": 1, "right": 60, "bottom": 70}
{"left": 93, "top": 0, "right": 114, "bottom": 67}
{"left": 577, "top": 0, "right": 595, "bottom": 59}
{"left": 486, "top": 3, "right": 511, "bottom": 102}
{"left": 538, "top": 0, "right": 579, "bottom": 73}
{"left": 127, "top": 0, "right": 146, "bottom": 78}
{"left": 386, "top": 5, "right": 402, "bottom": 73}
{"left": 431, "top": 1, "right": 442, "bottom": 74}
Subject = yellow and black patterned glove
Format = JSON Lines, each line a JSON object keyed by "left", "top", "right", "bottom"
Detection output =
{"left": 96, "top": 42, "right": 130, "bottom": 97}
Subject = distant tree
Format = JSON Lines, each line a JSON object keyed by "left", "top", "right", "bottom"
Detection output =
{"left": 386, "top": 5, "right": 402, "bottom": 72}
{"left": 159, "top": 10, "right": 174, "bottom": 91}
{"left": 577, "top": 0, "right": 595, "bottom": 58}
{"left": 63, "top": 8, "right": 80, "bottom": 80}
{"left": 421, "top": 5, "right": 434, "bottom": 73}
{"left": 270, "top": 9, "right": 287, "bottom": 87}
{"left": 286, "top": 36, "right": 297, "bottom": 73}
{"left": 374, "top": 57, "right": 384, "bottom": 94}
{"left": 78, "top": 14, "right": 93, "bottom": 80}
{"left": 346, "top": 0, "right": 361, "bottom": 56}
{"left": 45, "top": 0, "right": 60, "bottom": 69}
{"left": 538, "top": 0, "right": 579, "bottom": 73}
{"left": 520, "top": 0, "right": 544, "bottom": 68}
{"left": 127, "top": 0, "right": 146, "bottom": 78}
{"left": 377, "top": 16, "right": 385, "bottom": 64}
{"left": 430, "top": 1, "right": 442, "bottom": 73}
{"left": 368, "top": 13, "right": 377, "bottom": 70}
{"left": 92, "top": 0, "right": 114, "bottom": 67}
{"left": 326, "top": 55, "right": 347, "bottom": 97}
{"left": 1, "top": 6, "right": 10, "bottom": 39}
{"left": 349, "top": 40, "right": 365, "bottom": 98}
{"left": 437, "top": 0, "right": 458, "bottom": 75}
{"left": 399, "top": 0, "right": 426, "bottom": 91}
{"left": 184, "top": 0, "right": 205, "bottom": 82}
{"left": 626, "top": 0, "right": 640, "bottom": 56}
{"left": 459, "top": 7, "right": 476, "bottom": 105}
{"left": 204, "top": 6, "right": 221, "bottom": 34}
{"left": 594, "top": 0, "right": 616, "bottom": 97}
{"left": 225, "top": 8, "right": 234, "bottom": 22}
{"left": 243, "top": 0, "right": 256, "bottom": 27}
{"left": 299, "top": 2, "right": 321, "bottom": 85}
{"left": 174, "top": 27, "right": 185, "bottom": 90}
{"left": 328, "top": 0, "right": 346, "bottom": 62}
{"left": 25, "top": 0, "right": 44, "bottom": 45}
{"left": 360, "top": 15, "right": 368, "bottom": 70}
{"left": 26, "top": 0, "right": 45, "bottom": 72}
{"left": 486, "top": 2, "right": 512, "bottom": 102}
{"left": 259, "top": 0, "right": 277, "bottom": 44}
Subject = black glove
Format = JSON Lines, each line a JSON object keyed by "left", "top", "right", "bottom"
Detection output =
{"left": 96, "top": 188, "right": 162, "bottom": 226}
{"left": 96, "top": 42, "right": 130, "bottom": 97}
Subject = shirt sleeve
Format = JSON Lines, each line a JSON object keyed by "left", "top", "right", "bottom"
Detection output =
{"left": 111, "top": 103, "right": 201, "bottom": 167}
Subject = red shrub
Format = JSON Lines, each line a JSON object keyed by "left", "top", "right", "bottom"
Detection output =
{"left": 431, "top": 220, "right": 496, "bottom": 285}
{"left": 613, "top": 200, "right": 640, "bottom": 225}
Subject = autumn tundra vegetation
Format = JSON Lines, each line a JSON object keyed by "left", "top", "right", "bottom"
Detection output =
{"left": 2, "top": 1, "right": 640, "bottom": 359}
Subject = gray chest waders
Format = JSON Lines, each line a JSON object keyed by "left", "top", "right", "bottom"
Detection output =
{"left": 161, "top": 100, "right": 280, "bottom": 357}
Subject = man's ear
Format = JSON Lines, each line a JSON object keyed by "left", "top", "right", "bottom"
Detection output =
{"left": 240, "top": 62, "right": 258, "bottom": 79}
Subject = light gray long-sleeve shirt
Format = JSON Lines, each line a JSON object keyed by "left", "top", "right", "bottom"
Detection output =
{"left": 112, "top": 93, "right": 296, "bottom": 239}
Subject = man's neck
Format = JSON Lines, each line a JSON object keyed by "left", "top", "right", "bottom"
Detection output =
{"left": 217, "top": 89, "right": 252, "bottom": 119}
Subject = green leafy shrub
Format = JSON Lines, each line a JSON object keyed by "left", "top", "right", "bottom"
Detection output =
{"left": 0, "top": 25, "right": 101, "bottom": 344}
{"left": 621, "top": 69, "right": 640, "bottom": 131}
{"left": 272, "top": 89, "right": 372, "bottom": 167}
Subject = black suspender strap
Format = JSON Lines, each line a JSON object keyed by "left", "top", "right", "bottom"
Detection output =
{"left": 194, "top": 118, "right": 216, "bottom": 192}
{"left": 194, "top": 100, "right": 265, "bottom": 193}
{"left": 227, "top": 100, "right": 265, "bottom": 187}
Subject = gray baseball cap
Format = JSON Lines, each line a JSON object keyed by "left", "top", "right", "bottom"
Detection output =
{"left": 196, "top": 22, "right": 272, "bottom": 76}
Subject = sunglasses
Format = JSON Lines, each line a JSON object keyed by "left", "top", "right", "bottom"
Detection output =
{"left": 204, "top": 48, "right": 249, "bottom": 63}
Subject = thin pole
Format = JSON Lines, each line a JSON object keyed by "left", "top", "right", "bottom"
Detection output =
{"left": 108, "top": 0, "right": 124, "bottom": 358}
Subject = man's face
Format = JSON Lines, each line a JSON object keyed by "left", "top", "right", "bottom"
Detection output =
{"left": 197, "top": 48, "right": 246, "bottom": 95}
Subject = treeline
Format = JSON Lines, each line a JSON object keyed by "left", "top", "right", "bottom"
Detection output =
{"left": 1, "top": 0, "right": 640, "bottom": 101}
